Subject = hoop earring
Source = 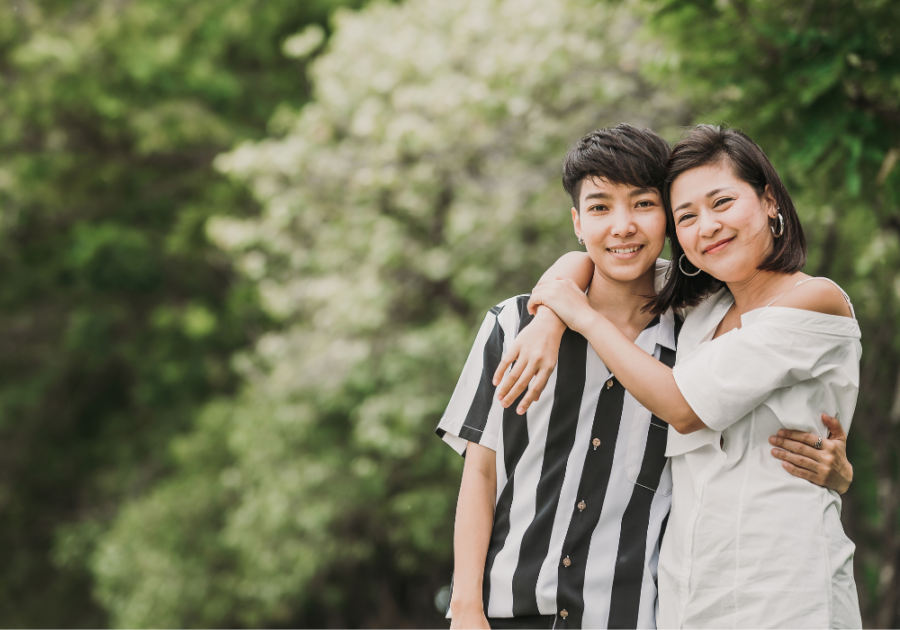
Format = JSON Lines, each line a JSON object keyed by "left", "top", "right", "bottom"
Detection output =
{"left": 771, "top": 209, "right": 784, "bottom": 238}
{"left": 679, "top": 254, "right": 701, "bottom": 276}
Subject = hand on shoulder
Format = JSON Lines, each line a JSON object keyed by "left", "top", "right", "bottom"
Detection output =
{"left": 773, "top": 276, "right": 853, "bottom": 318}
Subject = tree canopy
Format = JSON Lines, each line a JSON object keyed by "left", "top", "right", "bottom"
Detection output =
{"left": 0, "top": 0, "right": 361, "bottom": 625}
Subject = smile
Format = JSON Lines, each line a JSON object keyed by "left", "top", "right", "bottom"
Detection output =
{"left": 606, "top": 244, "right": 644, "bottom": 259}
{"left": 607, "top": 245, "right": 643, "bottom": 254}
{"left": 703, "top": 237, "right": 734, "bottom": 254}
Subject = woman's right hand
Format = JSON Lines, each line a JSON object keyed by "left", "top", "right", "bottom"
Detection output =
{"left": 493, "top": 306, "right": 566, "bottom": 414}
{"left": 449, "top": 601, "right": 491, "bottom": 629}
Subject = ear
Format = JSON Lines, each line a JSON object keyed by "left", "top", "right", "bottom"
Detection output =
{"left": 571, "top": 206, "right": 582, "bottom": 241}
{"left": 763, "top": 184, "right": 779, "bottom": 219}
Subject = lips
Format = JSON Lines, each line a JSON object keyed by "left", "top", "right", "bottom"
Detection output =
{"left": 703, "top": 237, "right": 734, "bottom": 254}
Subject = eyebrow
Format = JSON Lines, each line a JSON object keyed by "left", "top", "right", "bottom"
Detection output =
{"left": 673, "top": 186, "right": 737, "bottom": 213}
{"left": 584, "top": 187, "right": 656, "bottom": 202}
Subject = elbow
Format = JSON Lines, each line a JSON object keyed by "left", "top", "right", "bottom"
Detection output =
{"left": 668, "top": 412, "right": 706, "bottom": 435}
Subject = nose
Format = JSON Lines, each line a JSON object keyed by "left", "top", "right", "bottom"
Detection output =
{"left": 610, "top": 209, "right": 636, "bottom": 238}
{"left": 697, "top": 208, "right": 721, "bottom": 238}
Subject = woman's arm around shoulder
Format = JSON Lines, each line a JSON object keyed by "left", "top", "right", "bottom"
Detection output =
{"left": 491, "top": 252, "right": 594, "bottom": 415}
{"left": 532, "top": 251, "right": 594, "bottom": 293}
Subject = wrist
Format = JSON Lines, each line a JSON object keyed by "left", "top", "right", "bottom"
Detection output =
{"left": 571, "top": 308, "right": 599, "bottom": 335}
{"left": 534, "top": 305, "right": 566, "bottom": 332}
{"left": 450, "top": 594, "right": 484, "bottom": 616}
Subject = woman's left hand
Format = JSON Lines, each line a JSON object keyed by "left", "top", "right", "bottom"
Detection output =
{"left": 768, "top": 413, "right": 853, "bottom": 494}
{"left": 528, "top": 278, "right": 594, "bottom": 333}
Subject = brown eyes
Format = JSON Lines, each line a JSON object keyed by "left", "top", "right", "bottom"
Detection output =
{"left": 588, "top": 200, "right": 657, "bottom": 212}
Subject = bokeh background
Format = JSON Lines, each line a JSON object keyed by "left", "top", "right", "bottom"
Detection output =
{"left": 1, "top": 0, "right": 898, "bottom": 627}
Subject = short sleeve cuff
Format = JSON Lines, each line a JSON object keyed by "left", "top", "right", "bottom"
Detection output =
{"left": 435, "top": 424, "right": 499, "bottom": 456}
{"left": 672, "top": 360, "right": 730, "bottom": 432}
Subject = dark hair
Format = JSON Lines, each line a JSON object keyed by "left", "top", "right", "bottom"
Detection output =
{"left": 562, "top": 124, "right": 671, "bottom": 209}
{"left": 650, "top": 125, "right": 807, "bottom": 315}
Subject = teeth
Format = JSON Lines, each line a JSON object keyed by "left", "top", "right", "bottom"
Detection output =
{"left": 609, "top": 246, "right": 642, "bottom": 253}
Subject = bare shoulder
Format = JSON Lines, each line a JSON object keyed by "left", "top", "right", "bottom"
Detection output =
{"left": 776, "top": 277, "right": 853, "bottom": 318}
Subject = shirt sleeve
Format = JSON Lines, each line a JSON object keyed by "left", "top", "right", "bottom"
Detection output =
{"left": 672, "top": 311, "right": 858, "bottom": 432}
{"left": 435, "top": 307, "right": 509, "bottom": 455}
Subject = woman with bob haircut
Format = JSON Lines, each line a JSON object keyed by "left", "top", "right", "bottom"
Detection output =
{"left": 495, "top": 125, "right": 862, "bottom": 628}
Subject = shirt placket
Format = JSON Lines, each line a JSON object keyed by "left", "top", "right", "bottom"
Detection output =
{"left": 678, "top": 445, "right": 726, "bottom": 628}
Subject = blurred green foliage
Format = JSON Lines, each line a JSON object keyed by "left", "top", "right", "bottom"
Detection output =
{"left": 1, "top": 0, "right": 898, "bottom": 627}
{"left": 0, "top": 0, "right": 363, "bottom": 626}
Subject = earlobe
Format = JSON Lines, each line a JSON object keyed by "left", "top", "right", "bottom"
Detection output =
{"left": 763, "top": 185, "right": 778, "bottom": 218}
{"left": 571, "top": 207, "right": 582, "bottom": 243}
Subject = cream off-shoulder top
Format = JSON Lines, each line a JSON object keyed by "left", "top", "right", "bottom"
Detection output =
{"left": 658, "top": 279, "right": 862, "bottom": 629}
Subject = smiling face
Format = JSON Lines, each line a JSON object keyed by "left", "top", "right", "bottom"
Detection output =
{"left": 670, "top": 162, "right": 778, "bottom": 284}
{"left": 572, "top": 177, "right": 666, "bottom": 284}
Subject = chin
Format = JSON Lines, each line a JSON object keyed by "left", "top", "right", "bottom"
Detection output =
{"left": 595, "top": 257, "right": 653, "bottom": 283}
{"left": 699, "top": 260, "right": 748, "bottom": 284}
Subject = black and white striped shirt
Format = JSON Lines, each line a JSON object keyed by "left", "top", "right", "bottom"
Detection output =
{"left": 438, "top": 295, "right": 678, "bottom": 629}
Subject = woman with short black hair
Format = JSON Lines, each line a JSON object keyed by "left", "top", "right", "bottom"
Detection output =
{"left": 498, "top": 125, "right": 862, "bottom": 628}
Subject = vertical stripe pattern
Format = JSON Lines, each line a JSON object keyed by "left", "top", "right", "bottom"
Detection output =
{"left": 437, "top": 297, "right": 680, "bottom": 629}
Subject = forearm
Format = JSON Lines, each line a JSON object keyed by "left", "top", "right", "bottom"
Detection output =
{"left": 536, "top": 252, "right": 594, "bottom": 290}
{"left": 450, "top": 443, "right": 497, "bottom": 616}
{"left": 574, "top": 311, "right": 705, "bottom": 433}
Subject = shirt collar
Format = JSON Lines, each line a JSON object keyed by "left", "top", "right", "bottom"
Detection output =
{"left": 633, "top": 308, "right": 677, "bottom": 356}
{"left": 655, "top": 308, "right": 678, "bottom": 352}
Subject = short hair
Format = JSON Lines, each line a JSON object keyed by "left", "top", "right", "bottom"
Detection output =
{"left": 650, "top": 124, "right": 808, "bottom": 315}
{"left": 562, "top": 124, "right": 671, "bottom": 209}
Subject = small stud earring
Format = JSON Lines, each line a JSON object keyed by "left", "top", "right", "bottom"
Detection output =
{"left": 578, "top": 237, "right": 584, "bottom": 245}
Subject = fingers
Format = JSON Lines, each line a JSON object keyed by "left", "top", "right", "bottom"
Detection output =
{"left": 780, "top": 459, "right": 816, "bottom": 482}
{"left": 496, "top": 356, "right": 528, "bottom": 402}
{"left": 514, "top": 367, "right": 553, "bottom": 415}
{"left": 493, "top": 346, "right": 519, "bottom": 388}
{"left": 775, "top": 428, "right": 818, "bottom": 448}
{"left": 768, "top": 435, "right": 818, "bottom": 460}
{"left": 770, "top": 447, "right": 820, "bottom": 473}
{"left": 821, "top": 413, "right": 847, "bottom": 442}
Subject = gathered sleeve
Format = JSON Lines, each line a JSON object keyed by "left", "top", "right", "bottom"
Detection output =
{"left": 672, "top": 308, "right": 861, "bottom": 432}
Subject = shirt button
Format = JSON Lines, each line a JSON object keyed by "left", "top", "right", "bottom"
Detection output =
{"left": 560, "top": 609, "right": 569, "bottom": 619}
{"left": 592, "top": 437, "right": 601, "bottom": 448}
{"left": 562, "top": 556, "right": 571, "bottom": 567}
{"left": 606, "top": 378, "right": 614, "bottom": 388}
{"left": 577, "top": 500, "right": 586, "bottom": 511}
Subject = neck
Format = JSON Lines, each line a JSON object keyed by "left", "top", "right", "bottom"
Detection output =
{"left": 586, "top": 264, "right": 657, "bottom": 331}
{"left": 725, "top": 268, "right": 792, "bottom": 313}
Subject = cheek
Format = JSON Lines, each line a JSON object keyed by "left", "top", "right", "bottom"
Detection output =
{"left": 641, "top": 214, "right": 667, "bottom": 249}
{"left": 730, "top": 202, "right": 767, "bottom": 232}
{"left": 674, "top": 224, "right": 695, "bottom": 251}
{"left": 582, "top": 219, "right": 609, "bottom": 240}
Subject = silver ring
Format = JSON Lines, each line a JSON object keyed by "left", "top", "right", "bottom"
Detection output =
{"left": 814, "top": 436, "right": 823, "bottom": 450}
